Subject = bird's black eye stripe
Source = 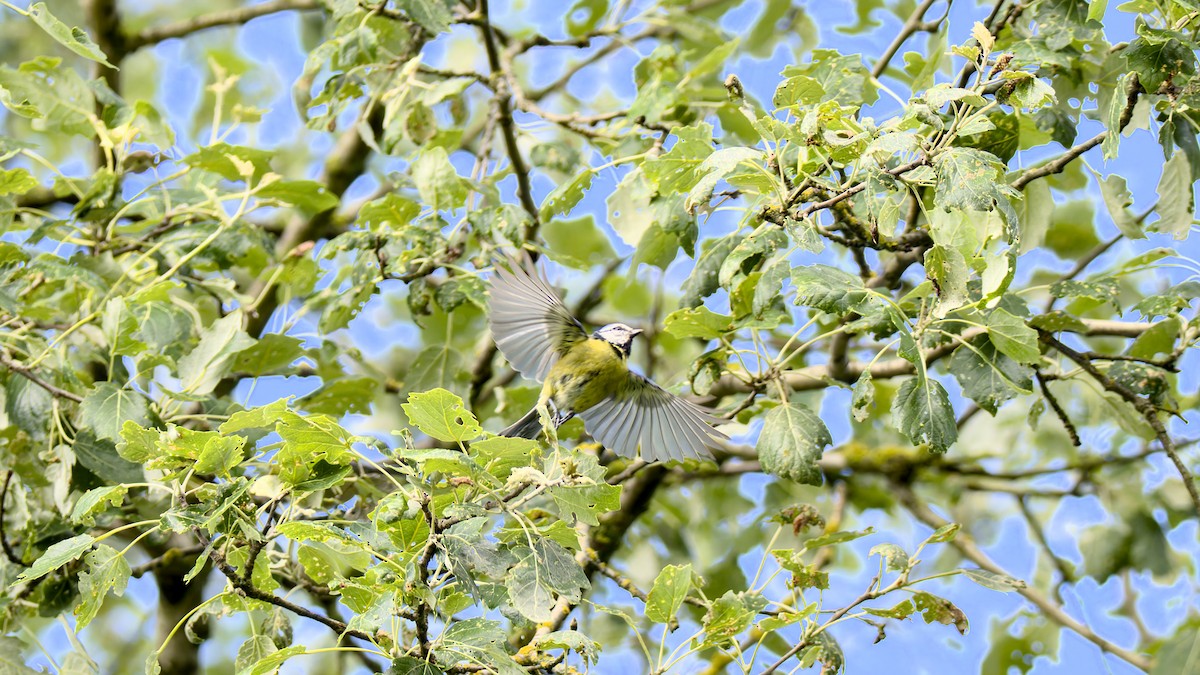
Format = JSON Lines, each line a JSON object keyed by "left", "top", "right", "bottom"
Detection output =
{"left": 605, "top": 341, "right": 629, "bottom": 358}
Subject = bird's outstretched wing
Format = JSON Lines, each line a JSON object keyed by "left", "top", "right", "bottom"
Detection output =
{"left": 488, "top": 257, "right": 588, "bottom": 382}
{"left": 580, "top": 373, "right": 727, "bottom": 462}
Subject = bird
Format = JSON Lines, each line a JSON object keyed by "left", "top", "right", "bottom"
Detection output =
{"left": 487, "top": 257, "right": 727, "bottom": 462}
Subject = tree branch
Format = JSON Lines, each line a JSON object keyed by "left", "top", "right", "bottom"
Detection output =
{"left": 0, "top": 350, "right": 83, "bottom": 402}
{"left": 704, "top": 318, "right": 1159, "bottom": 398}
{"left": 205, "top": 535, "right": 378, "bottom": 643}
{"left": 125, "top": 0, "right": 324, "bottom": 51}
{"left": 1041, "top": 333, "right": 1200, "bottom": 519}
{"left": 871, "top": 0, "right": 945, "bottom": 79}
{"left": 1011, "top": 75, "right": 1142, "bottom": 190}
{"left": 894, "top": 483, "right": 1151, "bottom": 671}
{"left": 478, "top": 0, "right": 541, "bottom": 239}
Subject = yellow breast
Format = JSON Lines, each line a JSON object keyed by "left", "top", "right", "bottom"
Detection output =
{"left": 542, "top": 339, "right": 626, "bottom": 413}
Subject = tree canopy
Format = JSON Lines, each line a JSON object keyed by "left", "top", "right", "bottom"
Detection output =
{"left": 0, "top": 0, "right": 1197, "bottom": 673}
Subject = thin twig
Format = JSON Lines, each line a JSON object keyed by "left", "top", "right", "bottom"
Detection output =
{"left": 204, "top": 534, "right": 378, "bottom": 643}
{"left": 1035, "top": 370, "right": 1082, "bottom": 447}
{"left": 1011, "top": 76, "right": 1142, "bottom": 191}
{"left": 0, "top": 471, "right": 26, "bottom": 566}
{"left": 126, "top": 0, "right": 323, "bottom": 50}
{"left": 871, "top": 0, "right": 945, "bottom": 79}
{"left": 894, "top": 483, "right": 1151, "bottom": 671}
{"left": 1042, "top": 333, "right": 1200, "bottom": 519}
{"left": 0, "top": 350, "right": 83, "bottom": 402}
{"left": 478, "top": 0, "right": 541, "bottom": 240}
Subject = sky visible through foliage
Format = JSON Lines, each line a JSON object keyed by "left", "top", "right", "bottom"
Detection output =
{"left": 141, "top": 3, "right": 1192, "bottom": 672}
{"left": 2, "top": 0, "right": 1199, "bottom": 673}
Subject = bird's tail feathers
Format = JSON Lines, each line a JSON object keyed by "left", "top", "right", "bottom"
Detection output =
{"left": 499, "top": 407, "right": 543, "bottom": 439}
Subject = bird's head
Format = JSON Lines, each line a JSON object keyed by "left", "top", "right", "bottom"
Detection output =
{"left": 594, "top": 323, "right": 643, "bottom": 357}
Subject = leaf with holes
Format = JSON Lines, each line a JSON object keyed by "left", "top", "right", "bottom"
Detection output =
{"left": 402, "top": 388, "right": 482, "bottom": 442}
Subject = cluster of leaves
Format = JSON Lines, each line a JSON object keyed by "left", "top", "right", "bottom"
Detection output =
{"left": 0, "top": 0, "right": 1197, "bottom": 673}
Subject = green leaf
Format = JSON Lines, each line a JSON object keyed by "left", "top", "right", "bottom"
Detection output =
{"left": 74, "top": 429, "right": 143, "bottom": 484}
{"left": 255, "top": 179, "right": 337, "bottom": 214}
{"left": 662, "top": 306, "right": 733, "bottom": 339}
{"left": 231, "top": 333, "right": 305, "bottom": 376}
{"left": 804, "top": 527, "right": 875, "bottom": 550}
{"left": 934, "top": 147, "right": 1020, "bottom": 216}
{"left": 297, "top": 377, "right": 377, "bottom": 416}
{"left": 543, "top": 215, "right": 616, "bottom": 269}
{"left": 924, "top": 245, "right": 970, "bottom": 317}
{"left": 719, "top": 224, "right": 788, "bottom": 289}
{"left": 851, "top": 371, "right": 875, "bottom": 422}
{"left": 865, "top": 599, "right": 915, "bottom": 620}
{"left": 987, "top": 309, "right": 1040, "bottom": 364}
{"left": 778, "top": 50, "right": 877, "bottom": 106}
{"left": 1102, "top": 72, "right": 1136, "bottom": 159}
{"left": 948, "top": 334, "right": 1034, "bottom": 414}
{"left": 437, "top": 618, "right": 522, "bottom": 675}
{"left": 359, "top": 193, "right": 421, "bottom": 231}
{"left": 773, "top": 74, "right": 825, "bottom": 107}
{"left": 79, "top": 383, "right": 150, "bottom": 443}
{"left": 1151, "top": 625, "right": 1200, "bottom": 675}
{"left": 961, "top": 568, "right": 1027, "bottom": 592}
{"left": 924, "top": 85, "right": 987, "bottom": 108}
{"left": 245, "top": 645, "right": 305, "bottom": 675}
{"left": 412, "top": 147, "right": 469, "bottom": 212}
{"left": 395, "top": 0, "right": 454, "bottom": 34}
{"left": 13, "top": 534, "right": 94, "bottom": 586}
{"left": 529, "top": 631, "right": 599, "bottom": 665}
{"left": 539, "top": 170, "right": 593, "bottom": 221}
{"left": 547, "top": 481, "right": 621, "bottom": 526}
{"left": 75, "top": 544, "right": 131, "bottom": 629}
{"left": 235, "top": 637, "right": 278, "bottom": 674}
{"left": 757, "top": 402, "right": 831, "bottom": 486}
{"left": 1155, "top": 152, "right": 1194, "bottom": 239}
{"left": 680, "top": 235, "right": 738, "bottom": 308}
{"left": 183, "top": 143, "right": 273, "bottom": 182}
{"left": 0, "top": 167, "right": 38, "bottom": 196}
{"left": 274, "top": 414, "right": 353, "bottom": 485}
{"left": 645, "top": 563, "right": 693, "bottom": 623}
{"left": 407, "top": 345, "right": 464, "bottom": 396}
{"left": 869, "top": 543, "right": 910, "bottom": 571}
{"left": 702, "top": 591, "right": 767, "bottom": 647}
{"left": 1093, "top": 171, "right": 1145, "bottom": 239}
{"left": 402, "top": 388, "right": 482, "bottom": 442}
{"left": 5, "top": 373, "right": 53, "bottom": 438}
{"left": 912, "top": 591, "right": 969, "bottom": 634}
{"left": 221, "top": 399, "right": 291, "bottom": 434}
{"left": 387, "top": 656, "right": 447, "bottom": 674}
{"left": 772, "top": 550, "right": 830, "bottom": 589}
{"left": 1050, "top": 278, "right": 1120, "bottom": 308}
{"left": 791, "top": 264, "right": 870, "bottom": 314}
{"left": 754, "top": 257, "right": 791, "bottom": 316}
{"left": 891, "top": 377, "right": 957, "bottom": 453}
{"left": 685, "top": 147, "right": 766, "bottom": 211}
{"left": 643, "top": 123, "right": 714, "bottom": 194}
{"left": 1124, "top": 33, "right": 1197, "bottom": 95}
{"left": 177, "top": 311, "right": 255, "bottom": 397}
{"left": 927, "top": 523, "right": 960, "bottom": 542}
{"left": 1007, "top": 74, "right": 1057, "bottom": 110}
{"left": 193, "top": 435, "right": 246, "bottom": 477}
{"left": 28, "top": 3, "right": 115, "bottom": 67}
{"left": 70, "top": 486, "right": 127, "bottom": 526}
{"left": 607, "top": 167, "right": 655, "bottom": 246}
{"left": 470, "top": 436, "right": 537, "bottom": 481}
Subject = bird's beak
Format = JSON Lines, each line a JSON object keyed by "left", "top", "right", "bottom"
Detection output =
{"left": 632, "top": 328, "right": 644, "bottom": 335}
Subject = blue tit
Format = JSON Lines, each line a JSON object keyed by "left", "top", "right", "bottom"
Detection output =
{"left": 487, "top": 258, "right": 727, "bottom": 462}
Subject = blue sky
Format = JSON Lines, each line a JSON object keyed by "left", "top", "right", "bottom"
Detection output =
{"left": 10, "top": 0, "right": 1200, "bottom": 672}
